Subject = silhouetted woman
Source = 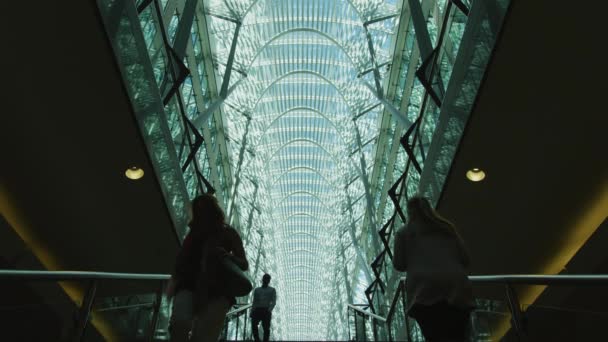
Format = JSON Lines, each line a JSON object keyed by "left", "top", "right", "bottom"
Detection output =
{"left": 393, "top": 196, "right": 473, "bottom": 342}
{"left": 166, "top": 194, "right": 248, "bottom": 342}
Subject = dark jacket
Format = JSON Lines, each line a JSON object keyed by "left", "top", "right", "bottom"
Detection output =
{"left": 173, "top": 225, "right": 248, "bottom": 307}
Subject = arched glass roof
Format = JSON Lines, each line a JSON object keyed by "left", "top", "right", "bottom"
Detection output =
{"left": 203, "top": 0, "right": 401, "bottom": 339}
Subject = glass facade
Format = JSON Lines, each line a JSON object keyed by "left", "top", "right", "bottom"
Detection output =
{"left": 98, "top": 0, "right": 509, "bottom": 339}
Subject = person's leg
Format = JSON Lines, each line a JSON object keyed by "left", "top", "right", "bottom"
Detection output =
{"left": 169, "top": 290, "right": 194, "bottom": 342}
{"left": 261, "top": 310, "right": 271, "bottom": 342}
{"left": 169, "top": 320, "right": 192, "bottom": 342}
{"left": 441, "top": 306, "right": 471, "bottom": 342}
{"left": 410, "top": 303, "right": 443, "bottom": 342}
{"left": 251, "top": 309, "right": 262, "bottom": 342}
{"left": 415, "top": 302, "right": 470, "bottom": 342}
{"left": 191, "top": 296, "right": 231, "bottom": 342}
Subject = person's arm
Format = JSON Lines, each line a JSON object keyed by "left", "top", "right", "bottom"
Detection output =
{"left": 165, "top": 276, "right": 178, "bottom": 298}
{"left": 392, "top": 227, "right": 408, "bottom": 272}
{"left": 251, "top": 288, "right": 258, "bottom": 306}
{"left": 226, "top": 228, "right": 249, "bottom": 271}
{"left": 455, "top": 235, "right": 471, "bottom": 268}
{"left": 269, "top": 288, "right": 276, "bottom": 311}
{"left": 168, "top": 232, "right": 193, "bottom": 297}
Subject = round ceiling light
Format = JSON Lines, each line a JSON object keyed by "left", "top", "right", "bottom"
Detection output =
{"left": 125, "top": 167, "right": 144, "bottom": 180}
{"left": 466, "top": 168, "right": 486, "bottom": 182}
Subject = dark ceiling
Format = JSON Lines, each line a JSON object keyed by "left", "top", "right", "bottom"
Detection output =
{"left": 0, "top": 0, "right": 179, "bottom": 300}
{"left": 439, "top": 0, "right": 608, "bottom": 301}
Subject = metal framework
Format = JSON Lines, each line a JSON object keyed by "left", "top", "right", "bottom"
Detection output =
{"left": 5, "top": 270, "right": 607, "bottom": 341}
{"left": 97, "top": 0, "right": 511, "bottom": 339}
{"left": 196, "top": 0, "right": 401, "bottom": 339}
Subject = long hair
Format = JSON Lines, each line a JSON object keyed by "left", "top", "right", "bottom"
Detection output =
{"left": 406, "top": 196, "right": 459, "bottom": 237}
{"left": 189, "top": 194, "right": 225, "bottom": 233}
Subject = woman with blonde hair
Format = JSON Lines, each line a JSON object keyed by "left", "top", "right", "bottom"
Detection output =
{"left": 393, "top": 196, "right": 474, "bottom": 341}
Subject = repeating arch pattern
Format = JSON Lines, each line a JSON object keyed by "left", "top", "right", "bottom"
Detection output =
{"left": 203, "top": 0, "right": 401, "bottom": 339}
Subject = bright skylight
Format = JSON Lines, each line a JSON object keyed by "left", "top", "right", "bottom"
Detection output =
{"left": 203, "top": 0, "right": 401, "bottom": 339}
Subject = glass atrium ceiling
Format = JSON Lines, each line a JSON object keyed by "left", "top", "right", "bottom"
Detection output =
{"left": 99, "top": 0, "right": 507, "bottom": 338}
{"left": 204, "top": 0, "right": 400, "bottom": 339}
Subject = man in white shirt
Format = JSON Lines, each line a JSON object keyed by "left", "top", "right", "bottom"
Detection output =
{"left": 250, "top": 274, "right": 276, "bottom": 342}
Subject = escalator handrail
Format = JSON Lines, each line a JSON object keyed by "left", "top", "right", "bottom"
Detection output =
{"left": 347, "top": 303, "right": 387, "bottom": 322}
{"left": 226, "top": 303, "right": 253, "bottom": 317}
{"left": 0, "top": 269, "right": 171, "bottom": 281}
{"left": 353, "top": 274, "right": 608, "bottom": 326}
{"left": 398, "top": 274, "right": 608, "bottom": 286}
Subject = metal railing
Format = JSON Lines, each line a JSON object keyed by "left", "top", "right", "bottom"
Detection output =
{"left": 6, "top": 270, "right": 608, "bottom": 341}
{"left": 0, "top": 270, "right": 170, "bottom": 342}
{"left": 349, "top": 274, "right": 608, "bottom": 341}
{"left": 347, "top": 303, "right": 387, "bottom": 341}
{"left": 468, "top": 274, "right": 608, "bottom": 285}
{"left": 222, "top": 303, "right": 253, "bottom": 341}
{"left": 0, "top": 270, "right": 171, "bottom": 281}
{"left": 0, "top": 270, "right": 260, "bottom": 342}
{"left": 468, "top": 274, "right": 608, "bottom": 341}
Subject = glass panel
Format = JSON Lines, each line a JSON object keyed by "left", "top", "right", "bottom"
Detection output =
{"left": 418, "top": 0, "right": 511, "bottom": 201}
{"left": 97, "top": 0, "right": 191, "bottom": 239}
{"left": 469, "top": 297, "right": 515, "bottom": 342}
{"left": 87, "top": 292, "right": 169, "bottom": 341}
{"left": 0, "top": 280, "right": 77, "bottom": 341}
{"left": 519, "top": 303, "right": 608, "bottom": 340}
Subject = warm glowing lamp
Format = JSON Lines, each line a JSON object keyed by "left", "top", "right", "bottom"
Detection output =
{"left": 466, "top": 168, "right": 486, "bottom": 182}
{"left": 125, "top": 167, "right": 144, "bottom": 180}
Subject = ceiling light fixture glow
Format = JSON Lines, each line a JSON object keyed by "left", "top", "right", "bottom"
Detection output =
{"left": 125, "top": 167, "right": 144, "bottom": 180}
{"left": 466, "top": 168, "right": 486, "bottom": 182}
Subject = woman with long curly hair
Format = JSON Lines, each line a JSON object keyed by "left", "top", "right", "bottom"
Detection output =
{"left": 167, "top": 194, "right": 248, "bottom": 342}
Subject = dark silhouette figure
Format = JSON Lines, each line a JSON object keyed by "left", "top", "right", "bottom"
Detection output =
{"left": 166, "top": 194, "right": 248, "bottom": 342}
{"left": 250, "top": 274, "right": 276, "bottom": 342}
{"left": 393, "top": 196, "right": 474, "bottom": 342}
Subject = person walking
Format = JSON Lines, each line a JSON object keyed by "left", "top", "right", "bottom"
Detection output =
{"left": 250, "top": 274, "right": 276, "bottom": 342}
{"left": 393, "top": 196, "right": 474, "bottom": 342}
{"left": 166, "top": 194, "right": 249, "bottom": 342}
